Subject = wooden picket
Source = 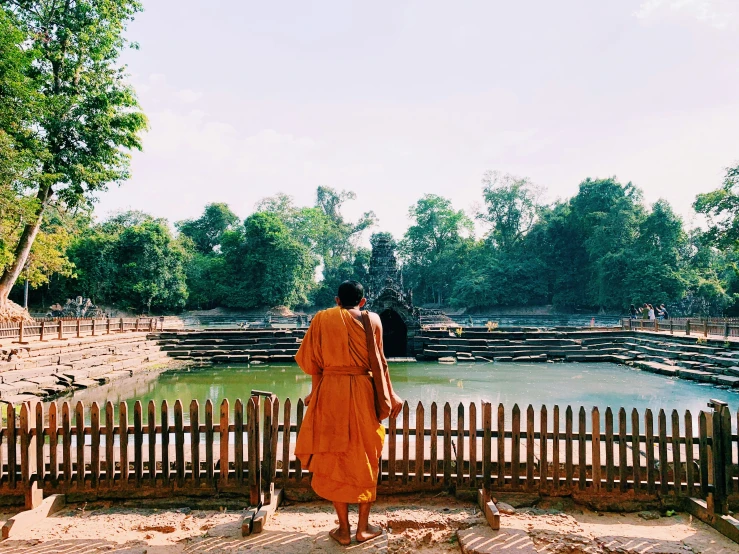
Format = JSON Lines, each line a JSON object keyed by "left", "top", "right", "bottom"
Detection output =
{"left": 0, "top": 398, "right": 736, "bottom": 512}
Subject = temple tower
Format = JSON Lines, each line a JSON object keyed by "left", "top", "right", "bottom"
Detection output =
{"left": 366, "top": 233, "right": 421, "bottom": 357}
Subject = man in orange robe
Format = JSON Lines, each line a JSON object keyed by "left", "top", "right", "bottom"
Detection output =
{"left": 295, "top": 280, "right": 403, "bottom": 545}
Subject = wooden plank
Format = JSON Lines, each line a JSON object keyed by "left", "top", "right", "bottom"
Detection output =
{"left": 174, "top": 400, "right": 184, "bottom": 487}
{"left": 619, "top": 408, "right": 627, "bottom": 492}
{"left": 444, "top": 402, "right": 452, "bottom": 488}
{"left": 699, "top": 411, "right": 709, "bottom": 498}
{"left": 512, "top": 404, "right": 520, "bottom": 490}
{"left": 270, "top": 398, "right": 279, "bottom": 492}
{"left": 295, "top": 399, "right": 304, "bottom": 482}
{"left": 62, "top": 402, "right": 71, "bottom": 487}
{"left": 591, "top": 407, "right": 601, "bottom": 492}
{"left": 565, "top": 406, "right": 573, "bottom": 490}
{"left": 578, "top": 407, "right": 586, "bottom": 491}
{"left": 90, "top": 402, "right": 100, "bottom": 488}
{"left": 119, "top": 402, "right": 129, "bottom": 488}
{"left": 161, "top": 400, "right": 170, "bottom": 486}
{"left": 205, "top": 400, "right": 214, "bottom": 486}
{"left": 497, "top": 403, "right": 505, "bottom": 489}
{"left": 658, "top": 409, "right": 668, "bottom": 495}
{"left": 104, "top": 402, "right": 114, "bottom": 486}
{"left": 5, "top": 405, "right": 15, "bottom": 489}
{"left": 526, "top": 405, "right": 534, "bottom": 491}
{"left": 148, "top": 401, "right": 156, "bottom": 485}
{"left": 20, "top": 403, "right": 30, "bottom": 488}
{"left": 469, "top": 403, "right": 477, "bottom": 489}
{"left": 49, "top": 403, "right": 58, "bottom": 487}
{"left": 235, "top": 399, "right": 244, "bottom": 485}
{"left": 456, "top": 403, "right": 464, "bottom": 488}
{"left": 631, "top": 409, "right": 641, "bottom": 492}
{"left": 281, "top": 398, "right": 291, "bottom": 488}
{"left": 389, "top": 405, "right": 397, "bottom": 484}
{"left": 553, "top": 405, "right": 560, "bottom": 491}
{"left": 645, "top": 409, "right": 655, "bottom": 494}
{"left": 672, "top": 410, "right": 681, "bottom": 496}
{"left": 248, "top": 396, "right": 261, "bottom": 507}
{"left": 483, "top": 402, "right": 492, "bottom": 490}
{"left": 430, "top": 402, "right": 438, "bottom": 485}
{"left": 2, "top": 494, "right": 66, "bottom": 540}
{"left": 605, "top": 407, "right": 614, "bottom": 492}
{"left": 35, "top": 403, "right": 44, "bottom": 484}
{"left": 540, "top": 405, "right": 548, "bottom": 493}
{"left": 685, "top": 410, "right": 694, "bottom": 497}
{"left": 76, "top": 402, "right": 85, "bottom": 488}
{"left": 415, "top": 402, "right": 425, "bottom": 483}
{"left": 262, "top": 397, "right": 273, "bottom": 505}
{"left": 134, "top": 401, "right": 143, "bottom": 487}
{"left": 190, "top": 400, "right": 200, "bottom": 486}
{"left": 403, "top": 401, "right": 410, "bottom": 485}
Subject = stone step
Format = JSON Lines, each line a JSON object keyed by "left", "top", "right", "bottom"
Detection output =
{"left": 1, "top": 366, "right": 61, "bottom": 384}
{"left": 676, "top": 368, "right": 716, "bottom": 383}
{"left": 715, "top": 375, "right": 739, "bottom": 388}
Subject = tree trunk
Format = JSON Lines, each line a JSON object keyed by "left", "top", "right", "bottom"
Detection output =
{"left": 0, "top": 186, "right": 52, "bottom": 306}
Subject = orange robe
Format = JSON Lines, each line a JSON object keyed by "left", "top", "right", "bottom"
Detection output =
{"left": 294, "top": 307, "right": 386, "bottom": 503}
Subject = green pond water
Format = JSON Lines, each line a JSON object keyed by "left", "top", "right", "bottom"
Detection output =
{"left": 66, "top": 361, "right": 739, "bottom": 429}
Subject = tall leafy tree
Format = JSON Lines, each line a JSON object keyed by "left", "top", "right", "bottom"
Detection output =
{"left": 400, "top": 194, "right": 473, "bottom": 305}
{"left": 175, "top": 203, "right": 239, "bottom": 255}
{"left": 0, "top": 0, "right": 147, "bottom": 308}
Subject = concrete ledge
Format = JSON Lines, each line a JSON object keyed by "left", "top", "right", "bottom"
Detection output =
{"left": 2, "top": 494, "right": 66, "bottom": 539}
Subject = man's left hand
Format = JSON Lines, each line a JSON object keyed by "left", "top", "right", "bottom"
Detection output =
{"left": 390, "top": 392, "right": 403, "bottom": 419}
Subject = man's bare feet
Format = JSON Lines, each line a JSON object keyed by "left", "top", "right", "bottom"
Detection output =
{"left": 356, "top": 523, "right": 383, "bottom": 543}
{"left": 329, "top": 527, "right": 352, "bottom": 546}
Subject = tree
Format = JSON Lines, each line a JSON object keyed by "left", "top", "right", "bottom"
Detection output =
{"left": 175, "top": 203, "right": 239, "bottom": 255}
{"left": 477, "top": 171, "right": 543, "bottom": 251}
{"left": 400, "top": 195, "right": 473, "bottom": 305}
{"left": 0, "top": 1, "right": 147, "bottom": 308}
{"left": 220, "top": 212, "right": 317, "bottom": 309}
{"left": 67, "top": 212, "right": 188, "bottom": 313}
{"left": 694, "top": 163, "right": 739, "bottom": 249}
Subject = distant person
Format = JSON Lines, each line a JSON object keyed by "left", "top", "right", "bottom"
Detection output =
{"left": 658, "top": 304, "right": 669, "bottom": 320}
{"left": 641, "top": 303, "right": 650, "bottom": 320}
{"left": 629, "top": 304, "right": 637, "bottom": 319}
{"left": 294, "top": 280, "right": 403, "bottom": 546}
{"left": 648, "top": 304, "right": 656, "bottom": 321}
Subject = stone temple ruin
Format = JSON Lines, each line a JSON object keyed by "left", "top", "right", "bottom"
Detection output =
{"left": 366, "top": 233, "right": 421, "bottom": 357}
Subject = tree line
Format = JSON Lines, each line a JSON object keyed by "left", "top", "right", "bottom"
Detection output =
{"left": 1, "top": 2, "right": 739, "bottom": 317}
{"left": 8, "top": 168, "right": 739, "bottom": 316}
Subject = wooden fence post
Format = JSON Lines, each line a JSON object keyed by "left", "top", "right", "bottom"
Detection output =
{"left": 670, "top": 320, "right": 674, "bottom": 335}
{"left": 17, "top": 320, "right": 24, "bottom": 344}
{"left": 39, "top": 320, "right": 45, "bottom": 341}
{"left": 91, "top": 319, "right": 96, "bottom": 336}
{"left": 119, "top": 318, "right": 124, "bottom": 333}
{"left": 704, "top": 322, "right": 709, "bottom": 338}
{"left": 655, "top": 319, "right": 659, "bottom": 333}
{"left": 686, "top": 320, "right": 691, "bottom": 336}
{"left": 708, "top": 400, "right": 732, "bottom": 515}
{"left": 106, "top": 318, "right": 111, "bottom": 335}
{"left": 724, "top": 322, "right": 730, "bottom": 339}
{"left": 76, "top": 319, "right": 81, "bottom": 338}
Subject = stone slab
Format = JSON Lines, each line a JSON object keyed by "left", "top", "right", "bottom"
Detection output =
{"left": 2, "top": 494, "right": 66, "bottom": 539}
{"left": 457, "top": 526, "right": 537, "bottom": 553}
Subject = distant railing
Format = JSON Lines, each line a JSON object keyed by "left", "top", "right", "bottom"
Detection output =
{"left": 3, "top": 396, "right": 738, "bottom": 518}
{"left": 0, "top": 317, "right": 161, "bottom": 342}
{"left": 621, "top": 318, "right": 739, "bottom": 339}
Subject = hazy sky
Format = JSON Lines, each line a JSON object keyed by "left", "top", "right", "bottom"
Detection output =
{"left": 95, "top": 0, "right": 739, "bottom": 240}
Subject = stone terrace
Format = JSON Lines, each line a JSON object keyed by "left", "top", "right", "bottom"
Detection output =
{"left": 0, "top": 332, "right": 169, "bottom": 404}
{"left": 420, "top": 328, "right": 739, "bottom": 388}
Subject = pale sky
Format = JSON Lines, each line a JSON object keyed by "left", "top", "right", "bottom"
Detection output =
{"left": 95, "top": 0, "right": 739, "bottom": 241}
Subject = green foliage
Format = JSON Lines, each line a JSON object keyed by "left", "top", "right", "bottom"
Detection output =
{"left": 0, "top": 0, "right": 147, "bottom": 302}
{"left": 694, "top": 163, "right": 739, "bottom": 250}
{"left": 175, "top": 203, "right": 239, "bottom": 255}
{"left": 67, "top": 212, "right": 188, "bottom": 313}
{"left": 220, "top": 212, "right": 317, "bottom": 309}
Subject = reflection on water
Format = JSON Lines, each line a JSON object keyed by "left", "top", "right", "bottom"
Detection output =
{"left": 63, "top": 361, "right": 739, "bottom": 430}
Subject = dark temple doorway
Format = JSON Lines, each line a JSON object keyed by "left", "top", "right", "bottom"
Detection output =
{"left": 380, "top": 309, "right": 407, "bottom": 358}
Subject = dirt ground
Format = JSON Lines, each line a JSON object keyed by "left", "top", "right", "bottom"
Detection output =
{"left": 0, "top": 494, "right": 736, "bottom": 553}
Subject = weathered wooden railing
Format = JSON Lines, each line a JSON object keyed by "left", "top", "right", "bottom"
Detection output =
{"left": 0, "top": 317, "right": 161, "bottom": 341}
{"left": 1, "top": 397, "right": 737, "bottom": 521}
{"left": 622, "top": 317, "right": 739, "bottom": 339}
